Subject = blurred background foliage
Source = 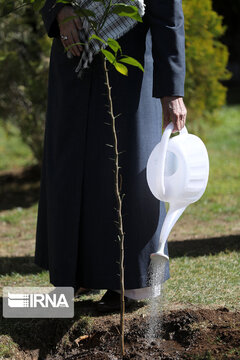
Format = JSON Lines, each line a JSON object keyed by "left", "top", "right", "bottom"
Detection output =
{"left": 0, "top": 0, "right": 235, "bottom": 166}
{"left": 0, "top": 0, "right": 50, "bottom": 166}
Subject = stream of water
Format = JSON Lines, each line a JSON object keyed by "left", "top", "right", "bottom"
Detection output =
{"left": 145, "top": 258, "right": 167, "bottom": 342}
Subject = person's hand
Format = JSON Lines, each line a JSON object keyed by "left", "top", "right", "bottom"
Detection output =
{"left": 161, "top": 96, "right": 187, "bottom": 133}
{"left": 57, "top": 5, "right": 83, "bottom": 56}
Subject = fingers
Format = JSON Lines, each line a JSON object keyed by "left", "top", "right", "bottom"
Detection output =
{"left": 161, "top": 96, "right": 187, "bottom": 133}
{"left": 74, "top": 16, "right": 82, "bottom": 31}
{"left": 60, "top": 26, "right": 82, "bottom": 56}
{"left": 61, "top": 33, "right": 77, "bottom": 56}
{"left": 71, "top": 27, "right": 83, "bottom": 55}
{"left": 169, "top": 100, "right": 181, "bottom": 133}
{"left": 179, "top": 99, "right": 187, "bottom": 129}
{"left": 58, "top": 7, "right": 83, "bottom": 57}
{"left": 162, "top": 106, "right": 170, "bottom": 130}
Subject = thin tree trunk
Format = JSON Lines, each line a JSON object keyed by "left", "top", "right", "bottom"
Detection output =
{"left": 103, "top": 57, "right": 125, "bottom": 358}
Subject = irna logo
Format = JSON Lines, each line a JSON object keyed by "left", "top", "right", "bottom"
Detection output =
{"left": 3, "top": 287, "right": 74, "bottom": 318}
{"left": 7, "top": 292, "right": 69, "bottom": 308}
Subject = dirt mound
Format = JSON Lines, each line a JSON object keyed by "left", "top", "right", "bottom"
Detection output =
{"left": 50, "top": 307, "right": 240, "bottom": 360}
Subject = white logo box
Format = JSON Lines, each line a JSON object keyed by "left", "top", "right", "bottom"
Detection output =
{"left": 3, "top": 287, "right": 74, "bottom": 318}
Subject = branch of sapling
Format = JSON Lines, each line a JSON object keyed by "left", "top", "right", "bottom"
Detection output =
{"left": 64, "top": 41, "right": 85, "bottom": 53}
{"left": 85, "top": 5, "right": 144, "bottom": 357}
{"left": 97, "top": 0, "right": 112, "bottom": 31}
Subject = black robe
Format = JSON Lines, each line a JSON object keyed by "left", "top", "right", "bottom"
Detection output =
{"left": 34, "top": 0, "right": 185, "bottom": 291}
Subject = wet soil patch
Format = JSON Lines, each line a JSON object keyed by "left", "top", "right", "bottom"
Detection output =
{"left": 50, "top": 307, "right": 240, "bottom": 359}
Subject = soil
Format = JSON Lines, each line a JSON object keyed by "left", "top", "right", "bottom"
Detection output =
{"left": 43, "top": 307, "right": 240, "bottom": 360}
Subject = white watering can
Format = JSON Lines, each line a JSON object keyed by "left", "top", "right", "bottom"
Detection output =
{"left": 146, "top": 122, "right": 209, "bottom": 263}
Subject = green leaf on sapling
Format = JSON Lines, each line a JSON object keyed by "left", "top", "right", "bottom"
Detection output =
{"left": 111, "top": 4, "right": 143, "bottom": 22}
{"left": 107, "top": 38, "right": 122, "bottom": 54}
{"left": 64, "top": 42, "right": 85, "bottom": 52}
{"left": 119, "top": 56, "right": 144, "bottom": 71}
{"left": 55, "top": 0, "right": 73, "bottom": 5}
{"left": 101, "top": 49, "right": 116, "bottom": 64}
{"left": 89, "top": 34, "right": 107, "bottom": 44}
{"left": 114, "top": 62, "right": 128, "bottom": 76}
{"left": 74, "top": 8, "right": 96, "bottom": 18}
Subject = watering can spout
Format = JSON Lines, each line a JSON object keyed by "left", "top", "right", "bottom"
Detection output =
{"left": 150, "top": 206, "right": 186, "bottom": 263}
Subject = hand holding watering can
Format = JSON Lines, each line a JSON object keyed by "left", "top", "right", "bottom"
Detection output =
{"left": 146, "top": 118, "right": 209, "bottom": 264}
{"left": 161, "top": 96, "right": 187, "bottom": 133}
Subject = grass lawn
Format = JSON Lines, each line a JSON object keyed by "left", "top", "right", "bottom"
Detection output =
{"left": 171, "top": 105, "right": 240, "bottom": 239}
{"left": 0, "top": 105, "right": 239, "bottom": 358}
{"left": 164, "top": 105, "right": 240, "bottom": 311}
{"left": 0, "top": 122, "right": 35, "bottom": 172}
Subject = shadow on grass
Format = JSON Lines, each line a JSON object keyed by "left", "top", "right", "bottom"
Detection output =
{"left": 168, "top": 234, "right": 240, "bottom": 258}
{"left": 0, "top": 235, "right": 239, "bottom": 277}
{"left": 0, "top": 256, "right": 40, "bottom": 276}
{"left": 0, "top": 164, "right": 40, "bottom": 211}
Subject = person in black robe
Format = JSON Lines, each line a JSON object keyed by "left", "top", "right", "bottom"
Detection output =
{"left": 34, "top": 0, "right": 187, "bottom": 307}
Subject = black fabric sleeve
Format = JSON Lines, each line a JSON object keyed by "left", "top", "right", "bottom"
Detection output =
{"left": 144, "top": 0, "right": 186, "bottom": 98}
{"left": 40, "top": 0, "right": 71, "bottom": 38}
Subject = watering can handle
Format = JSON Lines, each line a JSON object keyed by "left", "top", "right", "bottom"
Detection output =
{"left": 159, "top": 122, "right": 188, "bottom": 195}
